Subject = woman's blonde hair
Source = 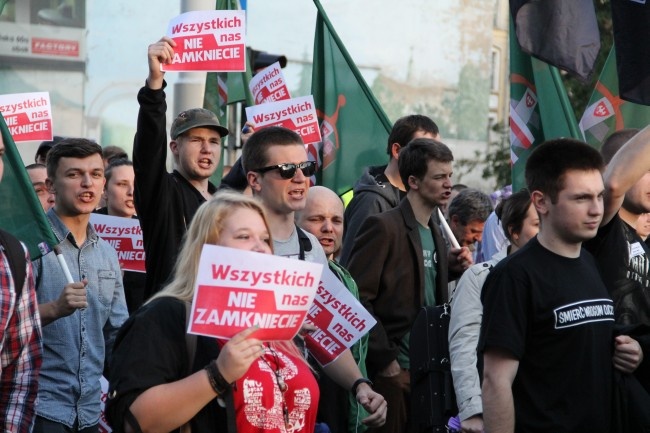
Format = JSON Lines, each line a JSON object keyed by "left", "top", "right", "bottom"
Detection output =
{"left": 150, "top": 190, "right": 307, "bottom": 362}
{"left": 150, "top": 190, "right": 272, "bottom": 304}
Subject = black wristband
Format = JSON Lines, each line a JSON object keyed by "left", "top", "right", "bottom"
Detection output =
{"left": 351, "top": 377, "right": 373, "bottom": 395}
{"left": 205, "top": 360, "right": 232, "bottom": 396}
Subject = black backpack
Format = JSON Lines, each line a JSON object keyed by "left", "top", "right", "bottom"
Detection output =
{"left": 0, "top": 229, "right": 26, "bottom": 298}
{"left": 409, "top": 303, "right": 458, "bottom": 433}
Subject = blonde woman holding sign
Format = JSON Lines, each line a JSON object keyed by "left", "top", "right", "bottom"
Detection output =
{"left": 107, "top": 191, "right": 319, "bottom": 433}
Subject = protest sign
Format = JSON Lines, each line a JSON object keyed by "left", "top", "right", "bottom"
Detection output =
{"left": 245, "top": 95, "right": 322, "bottom": 144}
{"left": 249, "top": 61, "right": 291, "bottom": 104}
{"left": 99, "top": 376, "right": 111, "bottom": 433}
{"left": 90, "top": 214, "right": 145, "bottom": 273}
{"left": 189, "top": 245, "right": 323, "bottom": 341}
{"left": 163, "top": 10, "right": 246, "bottom": 72}
{"left": 0, "top": 92, "right": 52, "bottom": 142}
{"left": 304, "top": 268, "right": 376, "bottom": 366}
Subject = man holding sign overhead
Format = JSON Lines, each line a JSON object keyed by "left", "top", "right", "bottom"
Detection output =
{"left": 134, "top": 36, "right": 229, "bottom": 299}
{"left": 345, "top": 139, "right": 472, "bottom": 433}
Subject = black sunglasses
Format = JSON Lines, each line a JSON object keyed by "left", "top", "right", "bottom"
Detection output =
{"left": 255, "top": 161, "right": 317, "bottom": 179}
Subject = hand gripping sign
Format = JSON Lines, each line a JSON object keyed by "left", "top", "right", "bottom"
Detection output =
{"left": 0, "top": 91, "right": 53, "bottom": 142}
{"left": 163, "top": 10, "right": 246, "bottom": 72}
{"left": 245, "top": 95, "right": 322, "bottom": 145}
{"left": 188, "top": 245, "right": 323, "bottom": 341}
{"left": 90, "top": 214, "right": 145, "bottom": 273}
{"left": 249, "top": 61, "right": 292, "bottom": 104}
{"left": 304, "top": 268, "right": 376, "bottom": 366}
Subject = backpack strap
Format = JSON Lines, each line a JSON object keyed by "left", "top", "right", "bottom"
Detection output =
{"left": 295, "top": 225, "right": 313, "bottom": 261}
{"left": 0, "top": 229, "right": 26, "bottom": 300}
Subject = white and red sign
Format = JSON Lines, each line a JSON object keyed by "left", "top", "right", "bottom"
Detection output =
{"left": 99, "top": 376, "right": 112, "bottom": 433}
{"left": 163, "top": 10, "right": 246, "bottom": 72}
{"left": 304, "top": 268, "right": 376, "bottom": 366}
{"left": 188, "top": 245, "right": 323, "bottom": 341}
{"left": 245, "top": 95, "right": 322, "bottom": 144}
{"left": 90, "top": 214, "right": 145, "bottom": 273}
{"left": 249, "top": 61, "right": 291, "bottom": 104}
{"left": 0, "top": 92, "right": 52, "bottom": 142}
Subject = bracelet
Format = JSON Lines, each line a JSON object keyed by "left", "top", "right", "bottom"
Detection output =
{"left": 204, "top": 360, "right": 232, "bottom": 396}
{"left": 350, "top": 377, "right": 373, "bottom": 395}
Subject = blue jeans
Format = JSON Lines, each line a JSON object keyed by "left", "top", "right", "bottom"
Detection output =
{"left": 34, "top": 417, "right": 99, "bottom": 433}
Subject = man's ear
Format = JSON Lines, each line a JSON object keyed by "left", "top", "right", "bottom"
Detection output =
{"left": 390, "top": 142, "right": 401, "bottom": 160}
{"left": 407, "top": 174, "right": 419, "bottom": 191}
{"left": 450, "top": 213, "right": 461, "bottom": 228}
{"left": 170, "top": 140, "right": 179, "bottom": 156}
{"left": 247, "top": 171, "right": 262, "bottom": 194}
{"left": 531, "top": 190, "right": 549, "bottom": 216}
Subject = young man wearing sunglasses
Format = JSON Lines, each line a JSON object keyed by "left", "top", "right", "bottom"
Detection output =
{"left": 242, "top": 126, "right": 326, "bottom": 264}
{"left": 243, "top": 126, "right": 389, "bottom": 430}
{"left": 134, "top": 37, "right": 229, "bottom": 298}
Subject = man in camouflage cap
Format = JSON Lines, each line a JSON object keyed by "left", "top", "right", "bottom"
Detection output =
{"left": 133, "top": 36, "right": 229, "bottom": 298}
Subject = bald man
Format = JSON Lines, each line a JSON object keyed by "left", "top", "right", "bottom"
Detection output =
{"left": 296, "top": 186, "right": 344, "bottom": 260}
{"left": 296, "top": 186, "right": 374, "bottom": 433}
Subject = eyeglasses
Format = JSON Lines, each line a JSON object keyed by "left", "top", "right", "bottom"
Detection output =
{"left": 255, "top": 161, "right": 317, "bottom": 179}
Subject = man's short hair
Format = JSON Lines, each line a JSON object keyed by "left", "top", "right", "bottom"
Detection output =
{"left": 35, "top": 136, "right": 64, "bottom": 163}
{"left": 105, "top": 158, "right": 133, "bottom": 184}
{"left": 387, "top": 115, "right": 439, "bottom": 156}
{"left": 241, "top": 126, "right": 303, "bottom": 172}
{"left": 600, "top": 128, "right": 639, "bottom": 164}
{"left": 102, "top": 145, "right": 128, "bottom": 164}
{"left": 398, "top": 138, "right": 453, "bottom": 191}
{"left": 525, "top": 138, "right": 604, "bottom": 203}
{"left": 46, "top": 138, "right": 103, "bottom": 178}
{"left": 25, "top": 163, "right": 46, "bottom": 171}
{"left": 452, "top": 184, "right": 468, "bottom": 193}
{"left": 447, "top": 188, "right": 493, "bottom": 225}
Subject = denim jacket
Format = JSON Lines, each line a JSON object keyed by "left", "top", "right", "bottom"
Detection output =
{"left": 34, "top": 210, "right": 128, "bottom": 428}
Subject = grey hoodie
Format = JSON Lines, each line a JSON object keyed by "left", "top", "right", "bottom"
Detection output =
{"left": 340, "top": 165, "right": 403, "bottom": 265}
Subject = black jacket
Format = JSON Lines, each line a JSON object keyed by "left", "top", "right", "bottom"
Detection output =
{"left": 133, "top": 83, "right": 216, "bottom": 299}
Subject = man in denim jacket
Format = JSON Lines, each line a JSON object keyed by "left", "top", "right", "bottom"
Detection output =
{"left": 34, "top": 138, "right": 128, "bottom": 433}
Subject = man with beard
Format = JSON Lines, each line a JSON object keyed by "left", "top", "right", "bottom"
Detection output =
{"left": 134, "top": 37, "right": 229, "bottom": 298}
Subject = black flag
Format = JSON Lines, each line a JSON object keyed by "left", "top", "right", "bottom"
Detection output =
{"left": 611, "top": 0, "right": 650, "bottom": 106}
{"left": 510, "top": 0, "right": 600, "bottom": 81}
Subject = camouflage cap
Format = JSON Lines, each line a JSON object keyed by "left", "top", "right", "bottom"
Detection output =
{"left": 170, "top": 108, "right": 229, "bottom": 139}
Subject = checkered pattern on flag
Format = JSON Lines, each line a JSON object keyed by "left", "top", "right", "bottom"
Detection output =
{"left": 579, "top": 47, "right": 650, "bottom": 149}
{"left": 509, "top": 18, "right": 581, "bottom": 191}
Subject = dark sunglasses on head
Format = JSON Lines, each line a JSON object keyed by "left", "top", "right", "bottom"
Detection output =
{"left": 255, "top": 161, "right": 317, "bottom": 179}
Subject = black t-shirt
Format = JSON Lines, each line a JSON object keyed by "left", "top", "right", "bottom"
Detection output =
{"left": 106, "top": 297, "right": 228, "bottom": 432}
{"left": 480, "top": 238, "right": 614, "bottom": 433}
{"left": 584, "top": 214, "right": 650, "bottom": 326}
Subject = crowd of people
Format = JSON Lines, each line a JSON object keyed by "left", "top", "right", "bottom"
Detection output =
{"left": 0, "top": 35, "right": 649, "bottom": 433}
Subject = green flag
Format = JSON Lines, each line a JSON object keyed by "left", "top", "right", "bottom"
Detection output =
{"left": 0, "top": 114, "right": 58, "bottom": 259}
{"left": 311, "top": 0, "right": 392, "bottom": 196}
{"left": 509, "top": 19, "right": 581, "bottom": 191}
{"left": 579, "top": 47, "right": 650, "bottom": 149}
